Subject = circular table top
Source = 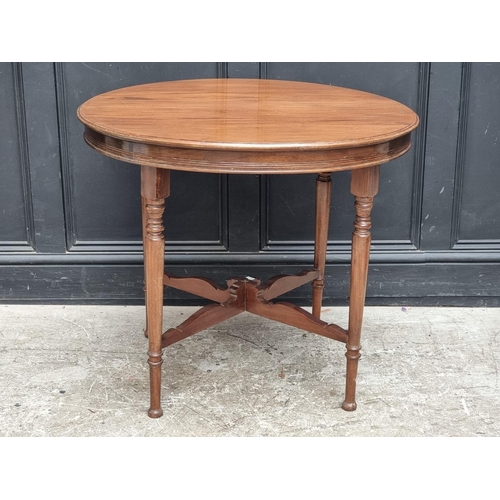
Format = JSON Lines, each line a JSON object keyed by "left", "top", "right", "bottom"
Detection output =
{"left": 78, "top": 79, "right": 419, "bottom": 174}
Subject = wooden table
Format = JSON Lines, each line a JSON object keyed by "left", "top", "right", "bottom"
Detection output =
{"left": 78, "top": 79, "right": 419, "bottom": 418}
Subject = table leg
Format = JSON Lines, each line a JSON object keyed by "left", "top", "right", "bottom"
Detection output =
{"left": 141, "top": 166, "right": 170, "bottom": 418}
{"left": 312, "top": 173, "right": 332, "bottom": 318}
{"left": 142, "top": 195, "right": 148, "bottom": 338}
{"left": 342, "top": 165, "right": 379, "bottom": 411}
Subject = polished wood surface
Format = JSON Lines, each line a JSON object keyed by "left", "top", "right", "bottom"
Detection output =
{"left": 141, "top": 166, "right": 170, "bottom": 418}
{"left": 163, "top": 272, "right": 235, "bottom": 303}
{"left": 257, "top": 269, "right": 319, "bottom": 301}
{"left": 78, "top": 79, "right": 418, "bottom": 174}
{"left": 342, "top": 165, "right": 380, "bottom": 411}
{"left": 78, "top": 79, "right": 419, "bottom": 149}
{"left": 161, "top": 275, "right": 348, "bottom": 349}
{"left": 312, "top": 173, "right": 332, "bottom": 318}
{"left": 79, "top": 78, "right": 419, "bottom": 418}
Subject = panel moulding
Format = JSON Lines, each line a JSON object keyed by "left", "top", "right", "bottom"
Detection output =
{"left": 0, "top": 62, "right": 36, "bottom": 253}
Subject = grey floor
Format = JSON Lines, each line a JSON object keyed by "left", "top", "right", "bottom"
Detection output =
{"left": 0, "top": 304, "right": 498, "bottom": 437}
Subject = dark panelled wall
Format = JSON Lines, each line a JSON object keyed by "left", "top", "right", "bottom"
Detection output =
{"left": 0, "top": 62, "right": 499, "bottom": 305}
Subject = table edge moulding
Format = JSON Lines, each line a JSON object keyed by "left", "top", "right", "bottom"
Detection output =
{"left": 77, "top": 78, "right": 419, "bottom": 418}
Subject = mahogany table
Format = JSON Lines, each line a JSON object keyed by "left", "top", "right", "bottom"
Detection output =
{"left": 78, "top": 79, "right": 419, "bottom": 418}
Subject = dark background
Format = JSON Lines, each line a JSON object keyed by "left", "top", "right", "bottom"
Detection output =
{"left": 1, "top": 62, "right": 499, "bottom": 305}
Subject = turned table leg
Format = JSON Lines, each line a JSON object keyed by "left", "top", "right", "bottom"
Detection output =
{"left": 342, "top": 165, "right": 379, "bottom": 411}
{"left": 312, "top": 172, "right": 332, "bottom": 318}
{"left": 142, "top": 195, "right": 149, "bottom": 338}
{"left": 141, "top": 166, "right": 170, "bottom": 418}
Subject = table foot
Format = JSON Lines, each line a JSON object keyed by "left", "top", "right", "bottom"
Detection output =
{"left": 342, "top": 343, "right": 361, "bottom": 411}
{"left": 148, "top": 408, "right": 164, "bottom": 418}
{"left": 341, "top": 401, "right": 357, "bottom": 411}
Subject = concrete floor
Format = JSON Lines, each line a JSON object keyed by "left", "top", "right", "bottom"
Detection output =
{"left": 0, "top": 304, "right": 498, "bottom": 436}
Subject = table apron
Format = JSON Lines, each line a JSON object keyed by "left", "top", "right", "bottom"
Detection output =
{"left": 84, "top": 127, "right": 411, "bottom": 174}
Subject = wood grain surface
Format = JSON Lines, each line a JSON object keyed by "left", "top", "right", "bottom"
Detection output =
{"left": 78, "top": 79, "right": 419, "bottom": 174}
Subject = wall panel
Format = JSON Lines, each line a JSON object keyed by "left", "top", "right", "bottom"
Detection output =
{"left": 56, "top": 62, "right": 227, "bottom": 252}
{"left": 453, "top": 63, "right": 500, "bottom": 249}
{"left": 0, "top": 63, "right": 34, "bottom": 251}
{"left": 0, "top": 62, "right": 498, "bottom": 305}
{"left": 262, "top": 62, "right": 429, "bottom": 253}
